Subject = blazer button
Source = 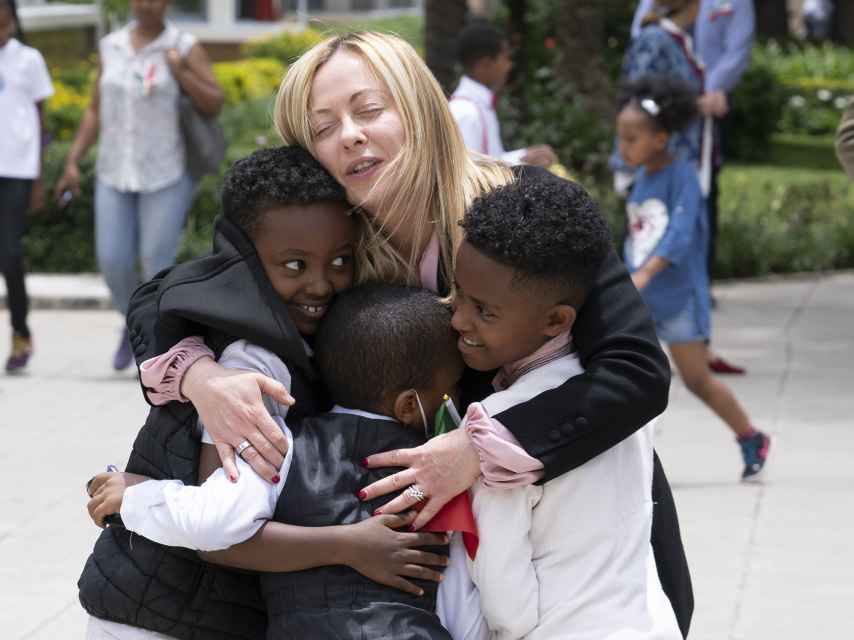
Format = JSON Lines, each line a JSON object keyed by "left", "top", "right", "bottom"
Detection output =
{"left": 548, "top": 429, "right": 561, "bottom": 442}
{"left": 575, "top": 416, "right": 589, "bottom": 428}
{"left": 561, "top": 423, "right": 574, "bottom": 436}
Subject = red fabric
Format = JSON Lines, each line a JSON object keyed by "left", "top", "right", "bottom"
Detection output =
{"left": 422, "top": 492, "right": 479, "bottom": 560}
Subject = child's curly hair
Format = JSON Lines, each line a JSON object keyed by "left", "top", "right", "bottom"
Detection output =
{"left": 460, "top": 167, "right": 612, "bottom": 307}
{"left": 221, "top": 146, "right": 348, "bottom": 239}
{"left": 618, "top": 74, "right": 699, "bottom": 134}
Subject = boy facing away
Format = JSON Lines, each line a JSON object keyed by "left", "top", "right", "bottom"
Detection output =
{"left": 451, "top": 168, "right": 683, "bottom": 639}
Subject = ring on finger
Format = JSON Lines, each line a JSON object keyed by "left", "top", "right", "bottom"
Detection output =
{"left": 404, "top": 484, "right": 427, "bottom": 503}
{"left": 235, "top": 439, "right": 252, "bottom": 458}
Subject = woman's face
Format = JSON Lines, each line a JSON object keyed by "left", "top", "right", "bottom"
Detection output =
{"left": 130, "top": 0, "right": 169, "bottom": 29}
{"left": 309, "top": 51, "right": 407, "bottom": 223}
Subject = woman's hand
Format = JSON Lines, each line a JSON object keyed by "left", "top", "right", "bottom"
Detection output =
{"left": 361, "top": 428, "right": 481, "bottom": 530}
{"left": 86, "top": 472, "right": 150, "bottom": 528}
{"left": 341, "top": 512, "right": 450, "bottom": 596}
{"left": 181, "top": 358, "right": 294, "bottom": 484}
{"left": 54, "top": 162, "right": 81, "bottom": 200}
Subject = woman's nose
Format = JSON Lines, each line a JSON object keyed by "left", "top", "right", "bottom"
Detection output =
{"left": 340, "top": 115, "right": 367, "bottom": 149}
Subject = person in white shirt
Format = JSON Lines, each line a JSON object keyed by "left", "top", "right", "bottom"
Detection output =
{"left": 87, "top": 284, "right": 488, "bottom": 640}
{"left": 450, "top": 169, "right": 682, "bottom": 639}
{"left": 449, "top": 23, "right": 557, "bottom": 167}
{"left": 0, "top": 0, "right": 53, "bottom": 372}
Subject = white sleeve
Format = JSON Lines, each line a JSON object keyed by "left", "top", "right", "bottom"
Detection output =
{"left": 450, "top": 100, "right": 487, "bottom": 154}
{"left": 218, "top": 340, "right": 293, "bottom": 419}
{"left": 28, "top": 50, "right": 54, "bottom": 103}
{"left": 121, "top": 419, "right": 293, "bottom": 551}
{"left": 500, "top": 148, "right": 527, "bottom": 165}
{"left": 436, "top": 533, "right": 489, "bottom": 640}
{"left": 469, "top": 484, "right": 542, "bottom": 639}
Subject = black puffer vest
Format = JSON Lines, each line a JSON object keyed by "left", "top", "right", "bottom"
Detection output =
{"left": 261, "top": 412, "right": 450, "bottom": 640}
{"left": 78, "top": 218, "right": 323, "bottom": 639}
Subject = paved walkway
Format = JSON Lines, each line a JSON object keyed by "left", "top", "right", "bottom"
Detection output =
{"left": 1, "top": 273, "right": 852, "bottom": 639}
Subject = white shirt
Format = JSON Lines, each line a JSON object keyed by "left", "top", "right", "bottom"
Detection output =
{"left": 97, "top": 22, "right": 196, "bottom": 192}
{"left": 121, "top": 341, "right": 487, "bottom": 640}
{"left": 0, "top": 38, "right": 53, "bottom": 179}
{"left": 449, "top": 75, "right": 526, "bottom": 164}
{"left": 468, "top": 352, "right": 682, "bottom": 640}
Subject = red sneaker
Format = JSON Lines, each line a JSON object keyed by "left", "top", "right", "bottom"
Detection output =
{"left": 709, "top": 356, "right": 746, "bottom": 375}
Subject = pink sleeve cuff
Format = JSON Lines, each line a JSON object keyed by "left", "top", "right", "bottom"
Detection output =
{"left": 464, "top": 402, "right": 544, "bottom": 488}
{"left": 139, "top": 336, "right": 214, "bottom": 405}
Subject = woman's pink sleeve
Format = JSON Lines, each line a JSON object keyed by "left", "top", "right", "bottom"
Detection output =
{"left": 464, "top": 403, "right": 544, "bottom": 487}
{"left": 139, "top": 336, "right": 214, "bottom": 405}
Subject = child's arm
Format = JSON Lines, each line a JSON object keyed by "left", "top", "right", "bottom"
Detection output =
{"left": 200, "top": 512, "right": 450, "bottom": 597}
{"left": 86, "top": 472, "right": 151, "bottom": 528}
{"left": 468, "top": 485, "right": 542, "bottom": 638}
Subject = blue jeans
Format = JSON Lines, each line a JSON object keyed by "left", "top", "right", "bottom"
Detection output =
{"left": 95, "top": 174, "right": 195, "bottom": 316}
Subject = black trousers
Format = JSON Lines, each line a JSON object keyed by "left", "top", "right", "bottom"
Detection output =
{"left": 0, "top": 177, "right": 32, "bottom": 338}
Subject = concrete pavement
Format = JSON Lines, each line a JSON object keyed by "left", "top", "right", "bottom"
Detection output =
{"left": 1, "top": 272, "right": 853, "bottom": 639}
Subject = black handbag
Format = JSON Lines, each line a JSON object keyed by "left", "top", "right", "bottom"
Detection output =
{"left": 179, "top": 93, "right": 226, "bottom": 179}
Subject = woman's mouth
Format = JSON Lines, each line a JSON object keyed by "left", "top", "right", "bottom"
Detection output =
{"left": 346, "top": 158, "right": 382, "bottom": 179}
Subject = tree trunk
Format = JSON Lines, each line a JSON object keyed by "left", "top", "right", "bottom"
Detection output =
{"left": 506, "top": 0, "right": 528, "bottom": 117}
{"left": 554, "top": 0, "right": 615, "bottom": 118}
{"left": 832, "top": 1, "right": 854, "bottom": 46}
{"left": 753, "top": 0, "right": 789, "bottom": 40}
{"left": 424, "top": 0, "right": 469, "bottom": 95}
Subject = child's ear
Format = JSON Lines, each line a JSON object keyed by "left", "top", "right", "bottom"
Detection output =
{"left": 543, "top": 304, "right": 577, "bottom": 339}
{"left": 392, "top": 389, "right": 421, "bottom": 427}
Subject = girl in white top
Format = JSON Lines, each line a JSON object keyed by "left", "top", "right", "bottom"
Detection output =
{"left": 0, "top": 1, "right": 53, "bottom": 372}
{"left": 55, "top": 0, "right": 224, "bottom": 372}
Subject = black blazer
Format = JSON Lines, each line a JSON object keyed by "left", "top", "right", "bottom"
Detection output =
{"left": 126, "top": 219, "right": 693, "bottom": 638}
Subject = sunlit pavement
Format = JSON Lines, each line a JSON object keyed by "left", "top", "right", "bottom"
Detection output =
{"left": 2, "top": 272, "right": 852, "bottom": 639}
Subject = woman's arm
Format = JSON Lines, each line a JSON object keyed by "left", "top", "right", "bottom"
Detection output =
{"left": 54, "top": 63, "right": 101, "bottom": 199}
{"left": 494, "top": 249, "right": 669, "bottom": 481}
{"left": 166, "top": 43, "right": 224, "bottom": 118}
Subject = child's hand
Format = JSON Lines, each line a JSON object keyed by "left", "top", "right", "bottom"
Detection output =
{"left": 631, "top": 270, "right": 651, "bottom": 291}
{"left": 86, "top": 472, "right": 150, "bottom": 528}
{"left": 341, "top": 511, "right": 449, "bottom": 596}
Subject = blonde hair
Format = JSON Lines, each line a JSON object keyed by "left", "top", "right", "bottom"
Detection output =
{"left": 274, "top": 31, "right": 514, "bottom": 285}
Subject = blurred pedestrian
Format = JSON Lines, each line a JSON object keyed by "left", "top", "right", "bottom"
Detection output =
{"left": 449, "top": 22, "right": 556, "bottom": 167}
{"left": 617, "top": 75, "right": 770, "bottom": 482}
{"left": 631, "top": 0, "right": 754, "bottom": 298}
{"left": 802, "top": 0, "right": 834, "bottom": 41}
{"left": 0, "top": 0, "right": 53, "bottom": 373}
{"left": 55, "top": 0, "right": 223, "bottom": 371}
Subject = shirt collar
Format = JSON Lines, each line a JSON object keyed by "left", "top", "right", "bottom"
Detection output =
{"left": 330, "top": 405, "right": 397, "bottom": 422}
{"left": 455, "top": 75, "right": 496, "bottom": 109}
{"left": 493, "top": 332, "right": 575, "bottom": 391}
{"left": 118, "top": 21, "right": 178, "bottom": 54}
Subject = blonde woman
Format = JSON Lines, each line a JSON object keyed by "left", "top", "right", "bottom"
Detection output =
{"left": 126, "top": 33, "right": 692, "bottom": 635}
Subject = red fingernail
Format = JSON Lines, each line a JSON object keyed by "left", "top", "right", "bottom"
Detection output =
{"left": 357, "top": 489, "right": 367, "bottom": 500}
{"left": 360, "top": 458, "right": 369, "bottom": 467}
{"left": 373, "top": 509, "right": 382, "bottom": 516}
{"left": 409, "top": 524, "right": 418, "bottom": 532}
{"left": 272, "top": 475, "right": 281, "bottom": 484}
{"left": 229, "top": 474, "right": 236, "bottom": 482}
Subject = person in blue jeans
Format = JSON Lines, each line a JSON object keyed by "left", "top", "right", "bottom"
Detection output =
{"left": 616, "top": 74, "right": 769, "bottom": 482}
{"left": 54, "top": 0, "right": 223, "bottom": 370}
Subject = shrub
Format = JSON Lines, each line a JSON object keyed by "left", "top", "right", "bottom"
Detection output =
{"left": 212, "top": 57, "right": 287, "bottom": 105}
{"left": 726, "top": 61, "right": 787, "bottom": 161}
{"left": 243, "top": 28, "right": 325, "bottom": 65}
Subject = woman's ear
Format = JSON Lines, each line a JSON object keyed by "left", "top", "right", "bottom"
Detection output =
{"left": 392, "top": 389, "right": 421, "bottom": 427}
{"left": 543, "top": 304, "right": 577, "bottom": 339}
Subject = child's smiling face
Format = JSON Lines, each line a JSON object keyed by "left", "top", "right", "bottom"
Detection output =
{"left": 451, "top": 240, "right": 576, "bottom": 372}
{"left": 252, "top": 202, "right": 356, "bottom": 336}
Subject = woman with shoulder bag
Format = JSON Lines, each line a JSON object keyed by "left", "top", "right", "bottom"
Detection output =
{"left": 55, "top": 0, "right": 224, "bottom": 371}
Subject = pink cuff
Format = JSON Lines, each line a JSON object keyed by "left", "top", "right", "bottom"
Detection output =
{"left": 139, "top": 336, "right": 214, "bottom": 405}
{"left": 464, "top": 402, "right": 544, "bottom": 488}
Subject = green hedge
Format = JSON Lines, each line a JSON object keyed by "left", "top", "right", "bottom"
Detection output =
{"left": 26, "top": 98, "right": 277, "bottom": 272}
